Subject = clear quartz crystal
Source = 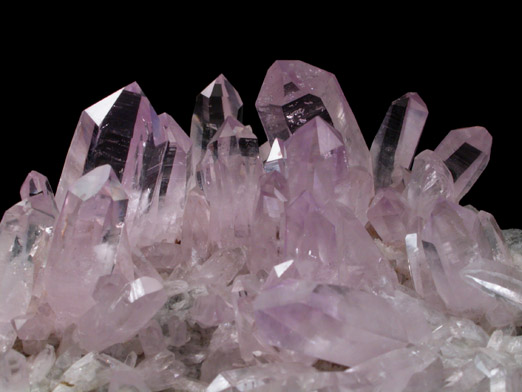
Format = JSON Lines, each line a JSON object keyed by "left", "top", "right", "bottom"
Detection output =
{"left": 0, "top": 171, "right": 57, "bottom": 333}
{"left": 44, "top": 165, "right": 130, "bottom": 329}
{"left": 190, "top": 75, "right": 243, "bottom": 186}
{"left": 2, "top": 60, "right": 522, "bottom": 392}
{"left": 371, "top": 92, "right": 428, "bottom": 190}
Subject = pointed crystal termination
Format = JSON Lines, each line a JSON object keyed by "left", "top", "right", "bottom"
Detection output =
{"left": 44, "top": 165, "right": 130, "bottom": 327}
{"left": 434, "top": 126, "right": 492, "bottom": 202}
{"left": 256, "top": 60, "right": 371, "bottom": 173}
{"left": 199, "top": 117, "right": 262, "bottom": 247}
{"left": 190, "top": 75, "right": 243, "bottom": 179}
{"left": 254, "top": 280, "right": 430, "bottom": 367}
{"left": 420, "top": 201, "right": 504, "bottom": 321}
{"left": 371, "top": 92, "right": 428, "bottom": 190}
{"left": 264, "top": 138, "right": 286, "bottom": 173}
{"left": 76, "top": 276, "right": 167, "bottom": 352}
{"left": 55, "top": 82, "right": 167, "bottom": 213}
{"left": 136, "top": 113, "right": 192, "bottom": 245}
{"left": 283, "top": 117, "right": 346, "bottom": 203}
{"left": 0, "top": 171, "right": 58, "bottom": 328}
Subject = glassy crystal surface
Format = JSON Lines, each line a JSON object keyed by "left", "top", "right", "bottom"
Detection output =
{"left": 371, "top": 92, "right": 428, "bottom": 190}
{"left": 76, "top": 276, "right": 167, "bottom": 352}
{"left": 199, "top": 117, "right": 261, "bottom": 247}
{"left": 256, "top": 60, "right": 371, "bottom": 173}
{"left": 0, "top": 171, "right": 57, "bottom": 330}
{"left": 434, "top": 126, "right": 492, "bottom": 201}
{"left": 1, "top": 60, "right": 520, "bottom": 392}
{"left": 55, "top": 82, "right": 167, "bottom": 215}
{"left": 44, "top": 165, "right": 129, "bottom": 328}
{"left": 190, "top": 74, "right": 243, "bottom": 180}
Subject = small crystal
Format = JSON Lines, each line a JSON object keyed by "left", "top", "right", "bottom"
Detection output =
{"left": 0, "top": 60, "right": 519, "bottom": 391}
{"left": 256, "top": 60, "right": 371, "bottom": 173}
{"left": 434, "top": 126, "right": 492, "bottom": 201}
{"left": 76, "top": 276, "right": 167, "bottom": 352}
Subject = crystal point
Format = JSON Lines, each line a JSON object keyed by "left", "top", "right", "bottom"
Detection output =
{"left": 44, "top": 165, "right": 129, "bottom": 327}
{"left": 55, "top": 82, "right": 167, "bottom": 238}
{"left": 254, "top": 280, "right": 430, "bottom": 367}
{"left": 77, "top": 276, "right": 167, "bottom": 352}
{"left": 371, "top": 92, "right": 428, "bottom": 190}
{"left": 256, "top": 60, "right": 371, "bottom": 172}
{"left": 190, "top": 74, "right": 243, "bottom": 177}
{"left": 20, "top": 170, "right": 54, "bottom": 200}
{"left": 434, "top": 126, "right": 492, "bottom": 201}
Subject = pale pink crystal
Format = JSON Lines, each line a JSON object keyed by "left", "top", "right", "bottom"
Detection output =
{"left": 404, "top": 149, "right": 455, "bottom": 218}
{"left": 76, "top": 276, "right": 167, "bottom": 352}
{"left": 434, "top": 126, "right": 492, "bottom": 201}
{"left": 254, "top": 280, "right": 430, "bottom": 366}
{"left": 199, "top": 117, "right": 262, "bottom": 247}
{"left": 371, "top": 92, "right": 428, "bottom": 190}
{"left": 139, "top": 319, "right": 166, "bottom": 358}
{"left": 55, "top": 82, "right": 167, "bottom": 213}
{"left": 44, "top": 165, "right": 129, "bottom": 327}
{"left": 0, "top": 171, "right": 57, "bottom": 328}
{"left": 0, "top": 349, "right": 28, "bottom": 391}
{"left": 190, "top": 74, "right": 243, "bottom": 179}
{"left": 1, "top": 60, "right": 521, "bottom": 392}
{"left": 256, "top": 60, "right": 371, "bottom": 174}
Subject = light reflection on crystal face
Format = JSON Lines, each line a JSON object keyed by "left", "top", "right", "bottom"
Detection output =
{"left": 1, "top": 60, "right": 521, "bottom": 392}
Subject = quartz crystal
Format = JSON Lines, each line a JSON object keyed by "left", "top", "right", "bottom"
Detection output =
{"left": 190, "top": 74, "right": 243, "bottom": 186}
{"left": 256, "top": 60, "right": 371, "bottom": 174}
{"left": 1, "top": 60, "right": 520, "bottom": 391}
{"left": 370, "top": 92, "right": 428, "bottom": 190}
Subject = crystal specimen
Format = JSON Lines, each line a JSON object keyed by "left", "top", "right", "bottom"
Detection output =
{"left": 1, "top": 60, "right": 521, "bottom": 391}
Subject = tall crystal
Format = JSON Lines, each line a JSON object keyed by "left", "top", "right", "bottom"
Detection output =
{"left": 434, "top": 126, "right": 492, "bottom": 201}
{"left": 44, "top": 165, "right": 129, "bottom": 327}
{"left": 190, "top": 75, "right": 243, "bottom": 179}
{"left": 55, "top": 82, "right": 167, "bottom": 229}
{"left": 0, "top": 172, "right": 57, "bottom": 327}
{"left": 371, "top": 92, "right": 428, "bottom": 190}
{"left": 256, "top": 60, "right": 371, "bottom": 173}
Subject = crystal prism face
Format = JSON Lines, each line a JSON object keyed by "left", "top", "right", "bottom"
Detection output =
{"left": 76, "top": 276, "right": 167, "bottom": 352}
{"left": 2, "top": 61, "right": 522, "bottom": 391}
{"left": 434, "top": 126, "right": 492, "bottom": 201}
{"left": 55, "top": 82, "right": 166, "bottom": 211}
{"left": 283, "top": 117, "right": 347, "bottom": 205}
{"left": 256, "top": 60, "right": 371, "bottom": 172}
{"left": 0, "top": 171, "right": 57, "bottom": 325}
{"left": 44, "top": 165, "right": 129, "bottom": 326}
{"left": 254, "top": 280, "right": 430, "bottom": 367}
{"left": 371, "top": 92, "right": 428, "bottom": 190}
{"left": 190, "top": 75, "right": 243, "bottom": 175}
{"left": 199, "top": 117, "right": 261, "bottom": 247}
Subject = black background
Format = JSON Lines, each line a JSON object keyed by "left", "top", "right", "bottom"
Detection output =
{"left": 2, "top": 17, "right": 520, "bottom": 230}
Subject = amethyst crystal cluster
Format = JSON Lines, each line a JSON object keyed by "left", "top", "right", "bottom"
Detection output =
{"left": 1, "top": 61, "right": 522, "bottom": 391}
